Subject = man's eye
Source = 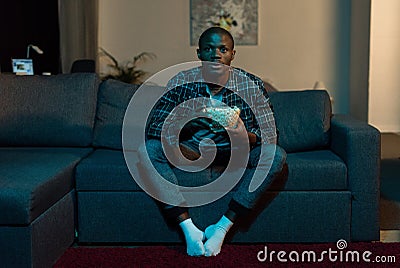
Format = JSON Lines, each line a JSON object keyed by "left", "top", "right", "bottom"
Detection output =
{"left": 204, "top": 47, "right": 211, "bottom": 52}
{"left": 220, "top": 48, "right": 227, "bottom": 53}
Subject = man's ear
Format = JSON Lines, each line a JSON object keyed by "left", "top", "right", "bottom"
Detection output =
{"left": 231, "top": 50, "right": 236, "bottom": 61}
{"left": 196, "top": 48, "right": 201, "bottom": 60}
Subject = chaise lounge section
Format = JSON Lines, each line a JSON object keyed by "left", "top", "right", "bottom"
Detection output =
{"left": 0, "top": 74, "right": 99, "bottom": 267}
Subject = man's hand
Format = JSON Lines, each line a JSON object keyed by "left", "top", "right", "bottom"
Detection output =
{"left": 225, "top": 118, "right": 257, "bottom": 146}
{"left": 225, "top": 118, "right": 248, "bottom": 143}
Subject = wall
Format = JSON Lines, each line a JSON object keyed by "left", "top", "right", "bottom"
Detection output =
{"left": 99, "top": 0, "right": 351, "bottom": 113}
{"left": 349, "top": 0, "right": 371, "bottom": 122}
{"left": 368, "top": 0, "right": 400, "bottom": 132}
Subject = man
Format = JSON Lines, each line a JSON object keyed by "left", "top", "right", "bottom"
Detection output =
{"left": 139, "top": 27, "right": 286, "bottom": 257}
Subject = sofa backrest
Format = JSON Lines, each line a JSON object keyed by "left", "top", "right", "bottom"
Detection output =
{"left": 92, "top": 80, "right": 332, "bottom": 153}
{"left": 92, "top": 79, "right": 139, "bottom": 149}
{"left": 93, "top": 79, "right": 165, "bottom": 150}
{"left": 0, "top": 73, "right": 99, "bottom": 147}
{"left": 269, "top": 90, "right": 332, "bottom": 152}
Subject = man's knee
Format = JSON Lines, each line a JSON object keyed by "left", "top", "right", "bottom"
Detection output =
{"left": 273, "top": 145, "right": 287, "bottom": 165}
{"left": 249, "top": 144, "right": 285, "bottom": 164}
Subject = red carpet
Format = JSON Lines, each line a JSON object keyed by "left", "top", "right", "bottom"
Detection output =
{"left": 54, "top": 242, "right": 399, "bottom": 267}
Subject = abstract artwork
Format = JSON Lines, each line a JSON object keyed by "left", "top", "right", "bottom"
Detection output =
{"left": 190, "top": 0, "right": 258, "bottom": 46}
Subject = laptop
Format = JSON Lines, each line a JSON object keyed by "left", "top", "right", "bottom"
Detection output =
{"left": 11, "top": 59, "right": 34, "bottom": 75}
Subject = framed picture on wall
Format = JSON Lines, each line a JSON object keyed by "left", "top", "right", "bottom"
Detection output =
{"left": 190, "top": 0, "right": 258, "bottom": 46}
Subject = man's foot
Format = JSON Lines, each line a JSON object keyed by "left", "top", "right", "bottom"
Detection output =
{"left": 204, "top": 216, "right": 233, "bottom": 256}
{"left": 179, "top": 218, "right": 206, "bottom": 256}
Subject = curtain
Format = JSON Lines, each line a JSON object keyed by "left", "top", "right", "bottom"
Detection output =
{"left": 58, "top": 0, "right": 98, "bottom": 73}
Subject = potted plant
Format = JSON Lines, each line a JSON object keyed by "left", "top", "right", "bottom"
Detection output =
{"left": 99, "top": 47, "right": 156, "bottom": 84}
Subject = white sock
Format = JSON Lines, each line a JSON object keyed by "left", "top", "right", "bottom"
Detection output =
{"left": 204, "top": 215, "right": 233, "bottom": 256}
{"left": 179, "top": 218, "right": 205, "bottom": 256}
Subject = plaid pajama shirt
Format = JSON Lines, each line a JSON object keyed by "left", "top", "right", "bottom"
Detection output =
{"left": 146, "top": 66, "right": 277, "bottom": 146}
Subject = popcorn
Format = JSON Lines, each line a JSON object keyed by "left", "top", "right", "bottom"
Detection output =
{"left": 205, "top": 106, "right": 241, "bottom": 129}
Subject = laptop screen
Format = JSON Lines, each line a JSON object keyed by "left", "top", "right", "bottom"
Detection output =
{"left": 12, "top": 59, "right": 34, "bottom": 75}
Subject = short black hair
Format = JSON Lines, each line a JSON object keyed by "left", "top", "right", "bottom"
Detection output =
{"left": 198, "top": 27, "right": 235, "bottom": 49}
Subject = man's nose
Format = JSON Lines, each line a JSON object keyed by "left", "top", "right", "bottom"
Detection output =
{"left": 211, "top": 49, "right": 222, "bottom": 59}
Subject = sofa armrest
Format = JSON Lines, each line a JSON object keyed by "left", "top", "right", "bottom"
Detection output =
{"left": 330, "top": 114, "right": 381, "bottom": 241}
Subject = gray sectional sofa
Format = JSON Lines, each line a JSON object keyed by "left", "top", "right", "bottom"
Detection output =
{"left": 0, "top": 73, "right": 380, "bottom": 267}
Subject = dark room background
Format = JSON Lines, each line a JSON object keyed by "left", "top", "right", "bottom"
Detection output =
{"left": 0, "top": 1, "right": 60, "bottom": 75}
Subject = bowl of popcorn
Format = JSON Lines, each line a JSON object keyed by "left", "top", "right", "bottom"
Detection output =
{"left": 205, "top": 106, "right": 241, "bottom": 131}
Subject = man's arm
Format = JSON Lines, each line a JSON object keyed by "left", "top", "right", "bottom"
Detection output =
{"left": 247, "top": 132, "right": 258, "bottom": 146}
{"left": 237, "top": 73, "right": 276, "bottom": 145}
{"left": 250, "top": 78, "right": 277, "bottom": 145}
{"left": 147, "top": 71, "right": 192, "bottom": 142}
{"left": 146, "top": 90, "right": 178, "bottom": 140}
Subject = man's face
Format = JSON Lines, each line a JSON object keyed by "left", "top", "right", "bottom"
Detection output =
{"left": 197, "top": 32, "right": 236, "bottom": 76}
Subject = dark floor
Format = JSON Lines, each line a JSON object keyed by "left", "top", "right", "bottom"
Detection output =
{"left": 380, "top": 133, "right": 400, "bottom": 233}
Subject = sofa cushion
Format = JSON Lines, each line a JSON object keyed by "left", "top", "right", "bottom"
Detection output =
{"left": 0, "top": 73, "right": 99, "bottom": 146}
{"left": 92, "top": 80, "right": 139, "bottom": 149}
{"left": 207, "top": 150, "right": 347, "bottom": 191}
{"left": 76, "top": 149, "right": 221, "bottom": 191}
{"left": 75, "top": 149, "right": 140, "bottom": 191}
{"left": 278, "top": 150, "right": 347, "bottom": 190}
{"left": 93, "top": 79, "right": 165, "bottom": 150}
{"left": 269, "top": 90, "right": 332, "bottom": 153}
{"left": 76, "top": 149, "right": 346, "bottom": 192}
{"left": 0, "top": 147, "right": 92, "bottom": 224}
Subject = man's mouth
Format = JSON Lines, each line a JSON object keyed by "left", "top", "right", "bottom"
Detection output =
{"left": 210, "top": 63, "right": 222, "bottom": 69}
{"left": 208, "top": 62, "right": 225, "bottom": 70}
